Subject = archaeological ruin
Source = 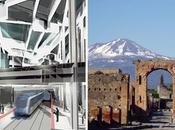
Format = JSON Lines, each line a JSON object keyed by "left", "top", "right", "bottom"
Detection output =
{"left": 88, "top": 68, "right": 129, "bottom": 125}
{"left": 89, "top": 59, "right": 175, "bottom": 129}
{"left": 135, "top": 59, "right": 175, "bottom": 118}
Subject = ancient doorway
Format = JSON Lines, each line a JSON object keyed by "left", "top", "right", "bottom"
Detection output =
{"left": 135, "top": 60, "right": 175, "bottom": 119}
{"left": 147, "top": 69, "right": 172, "bottom": 123}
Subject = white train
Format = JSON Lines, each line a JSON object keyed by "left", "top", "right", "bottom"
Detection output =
{"left": 15, "top": 92, "right": 44, "bottom": 116}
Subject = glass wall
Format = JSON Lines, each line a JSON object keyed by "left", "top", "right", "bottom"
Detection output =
{"left": 27, "top": 31, "right": 42, "bottom": 50}
{"left": 0, "top": 22, "right": 30, "bottom": 42}
{"left": 0, "top": 49, "right": 9, "bottom": 68}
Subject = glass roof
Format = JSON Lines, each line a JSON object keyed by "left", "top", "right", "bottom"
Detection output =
{"left": 8, "top": 0, "right": 35, "bottom": 23}
{"left": 36, "top": 0, "right": 55, "bottom": 21}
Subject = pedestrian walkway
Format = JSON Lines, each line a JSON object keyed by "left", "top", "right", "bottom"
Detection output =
{"left": 53, "top": 105, "right": 86, "bottom": 130}
{"left": 0, "top": 105, "right": 15, "bottom": 130}
{"left": 41, "top": 101, "right": 86, "bottom": 130}
{"left": 53, "top": 106, "right": 71, "bottom": 130}
{"left": 0, "top": 105, "right": 13, "bottom": 117}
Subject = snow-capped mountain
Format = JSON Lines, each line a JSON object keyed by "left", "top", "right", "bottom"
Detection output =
{"left": 89, "top": 38, "right": 172, "bottom": 81}
{"left": 89, "top": 38, "right": 169, "bottom": 60}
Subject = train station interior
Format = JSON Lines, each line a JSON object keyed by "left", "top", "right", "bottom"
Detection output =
{"left": 0, "top": 83, "right": 86, "bottom": 130}
{"left": 0, "top": 0, "right": 87, "bottom": 129}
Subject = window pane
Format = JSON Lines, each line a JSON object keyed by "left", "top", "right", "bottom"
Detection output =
{"left": 38, "top": 33, "right": 51, "bottom": 48}
{"left": 0, "top": 22, "right": 30, "bottom": 42}
{"left": 27, "top": 31, "right": 41, "bottom": 50}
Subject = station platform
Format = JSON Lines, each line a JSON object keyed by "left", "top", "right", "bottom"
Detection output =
{"left": 0, "top": 104, "right": 86, "bottom": 130}
{"left": 0, "top": 104, "right": 15, "bottom": 130}
{"left": 52, "top": 105, "right": 86, "bottom": 130}
{"left": 0, "top": 105, "right": 51, "bottom": 130}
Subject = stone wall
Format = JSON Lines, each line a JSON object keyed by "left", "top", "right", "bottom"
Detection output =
{"left": 88, "top": 68, "right": 129, "bottom": 124}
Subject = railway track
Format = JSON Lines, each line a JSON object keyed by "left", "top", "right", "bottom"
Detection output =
{"left": 4, "top": 106, "right": 51, "bottom": 130}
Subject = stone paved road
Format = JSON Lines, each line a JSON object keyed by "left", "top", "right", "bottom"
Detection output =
{"left": 108, "top": 110, "right": 175, "bottom": 130}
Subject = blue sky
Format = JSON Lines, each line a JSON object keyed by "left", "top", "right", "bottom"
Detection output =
{"left": 89, "top": 0, "right": 175, "bottom": 57}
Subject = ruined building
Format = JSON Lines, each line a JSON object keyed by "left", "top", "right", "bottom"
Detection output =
{"left": 88, "top": 68, "right": 129, "bottom": 125}
{"left": 157, "top": 75, "right": 172, "bottom": 100}
{"left": 157, "top": 75, "right": 173, "bottom": 109}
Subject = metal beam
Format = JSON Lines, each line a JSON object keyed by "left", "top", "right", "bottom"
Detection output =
{"left": 33, "top": 0, "right": 40, "bottom": 19}
{"left": 25, "top": 25, "right": 33, "bottom": 50}
{"left": 33, "top": 32, "right": 44, "bottom": 53}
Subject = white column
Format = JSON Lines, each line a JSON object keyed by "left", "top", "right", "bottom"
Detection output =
{"left": 70, "top": 82, "right": 79, "bottom": 130}
{"left": 82, "top": 84, "right": 86, "bottom": 109}
{"left": 69, "top": 0, "right": 77, "bottom": 64}
{"left": 63, "top": 83, "right": 66, "bottom": 111}
{"left": 69, "top": 0, "right": 79, "bottom": 129}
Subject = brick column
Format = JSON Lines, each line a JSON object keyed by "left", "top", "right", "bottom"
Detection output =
{"left": 121, "top": 76, "right": 129, "bottom": 124}
{"left": 141, "top": 75, "right": 148, "bottom": 112}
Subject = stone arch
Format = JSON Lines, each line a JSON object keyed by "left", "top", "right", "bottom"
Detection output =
{"left": 135, "top": 60, "right": 175, "bottom": 117}
{"left": 146, "top": 68, "right": 174, "bottom": 78}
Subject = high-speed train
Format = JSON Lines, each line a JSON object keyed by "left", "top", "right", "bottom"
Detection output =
{"left": 15, "top": 92, "right": 45, "bottom": 116}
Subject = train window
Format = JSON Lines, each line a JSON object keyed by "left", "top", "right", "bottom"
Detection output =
{"left": 29, "top": 93, "right": 43, "bottom": 108}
